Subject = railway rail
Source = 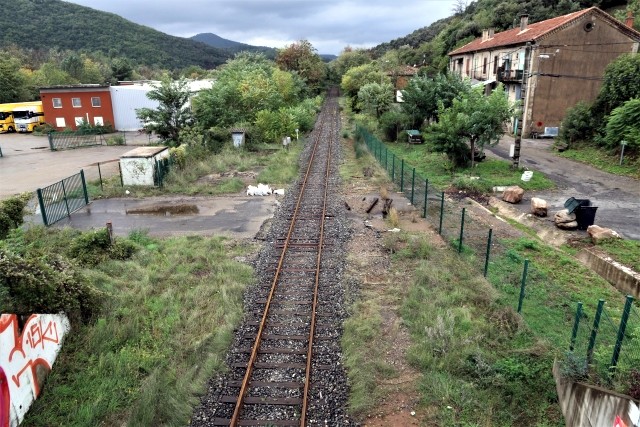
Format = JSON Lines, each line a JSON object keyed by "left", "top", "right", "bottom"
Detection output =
{"left": 192, "top": 90, "right": 354, "bottom": 426}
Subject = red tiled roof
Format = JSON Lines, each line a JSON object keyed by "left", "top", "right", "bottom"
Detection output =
{"left": 448, "top": 7, "right": 639, "bottom": 56}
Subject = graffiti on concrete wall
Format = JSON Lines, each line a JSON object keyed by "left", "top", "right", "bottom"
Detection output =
{"left": 0, "top": 314, "right": 70, "bottom": 427}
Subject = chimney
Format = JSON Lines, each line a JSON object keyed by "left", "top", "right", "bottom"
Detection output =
{"left": 482, "top": 29, "right": 489, "bottom": 41}
{"left": 488, "top": 28, "right": 495, "bottom": 38}
{"left": 625, "top": 10, "right": 634, "bottom": 28}
{"left": 520, "top": 14, "right": 529, "bottom": 31}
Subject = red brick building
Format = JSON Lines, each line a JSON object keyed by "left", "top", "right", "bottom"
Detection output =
{"left": 39, "top": 85, "right": 115, "bottom": 130}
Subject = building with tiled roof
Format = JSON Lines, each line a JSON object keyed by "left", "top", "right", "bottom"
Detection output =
{"left": 447, "top": 7, "right": 640, "bottom": 137}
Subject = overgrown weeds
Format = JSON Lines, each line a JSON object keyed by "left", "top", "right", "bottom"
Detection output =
{"left": 13, "top": 227, "right": 256, "bottom": 426}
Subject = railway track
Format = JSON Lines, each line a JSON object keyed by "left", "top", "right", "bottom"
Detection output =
{"left": 192, "top": 90, "right": 354, "bottom": 426}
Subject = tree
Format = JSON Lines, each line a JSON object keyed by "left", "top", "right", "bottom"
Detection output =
{"left": 329, "top": 47, "right": 371, "bottom": 82}
{"left": 593, "top": 54, "right": 640, "bottom": 117}
{"left": 276, "top": 40, "right": 326, "bottom": 94}
{"left": 136, "top": 78, "right": 193, "bottom": 145}
{"left": 111, "top": 57, "right": 133, "bottom": 82}
{"left": 603, "top": 98, "right": 640, "bottom": 154}
{"left": 426, "top": 85, "right": 514, "bottom": 168}
{"left": 357, "top": 82, "right": 394, "bottom": 118}
{"left": 341, "top": 63, "right": 387, "bottom": 110}
{"left": 401, "top": 73, "right": 469, "bottom": 128}
{"left": 0, "top": 57, "right": 29, "bottom": 103}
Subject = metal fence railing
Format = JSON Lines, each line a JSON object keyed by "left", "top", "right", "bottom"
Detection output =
{"left": 48, "top": 132, "right": 106, "bottom": 151}
{"left": 355, "top": 125, "right": 639, "bottom": 392}
{"left": 36, "top": 171, "right": 89, "bottom": 226}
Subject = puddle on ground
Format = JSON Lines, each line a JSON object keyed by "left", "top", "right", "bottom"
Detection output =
{"left": 126, "top": 204, "right": 199, "bottom": 216}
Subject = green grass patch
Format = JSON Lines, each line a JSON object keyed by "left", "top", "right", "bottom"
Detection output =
{"left": 596, "top": 239, "right": 640, "bottom": 272}
{"left": 383, "top": 142, "right": 555, "bottom": 191}
{"left": 559, "top": 144, "right": 640, "bottom": 179}
{"left": 14, "top": 227, "right": 256, "bottom": 427}
{"left": 400, "top": 239, "right": 564, "bottom": 426}
{"left": 87, "top": 142, "right": 305, "bottom": 199}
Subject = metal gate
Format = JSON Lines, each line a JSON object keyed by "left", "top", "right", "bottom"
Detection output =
{"left": 36, "top": 170, "right": 89, "bottom": 226}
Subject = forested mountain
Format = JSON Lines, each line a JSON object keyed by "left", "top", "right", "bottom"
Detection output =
{"left": 191, "top": 33, "right": 278, "bottom": 58}
{"left": 0, "top": 0, "right": 230, "bottom": 70}
{"left": 370, "top": 0, "right": 630, "bottom": 70}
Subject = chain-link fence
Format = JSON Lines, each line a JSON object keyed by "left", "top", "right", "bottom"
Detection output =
{"left": 355, "top": 125, "right": 639, "bottom": 392}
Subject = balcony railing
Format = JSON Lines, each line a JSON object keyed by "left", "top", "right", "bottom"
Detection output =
{"left": 497, "top": 69, "right": 524, "bottom": 82}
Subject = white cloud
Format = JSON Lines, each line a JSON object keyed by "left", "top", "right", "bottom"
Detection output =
{"left": 65, "top": 0, "right": 453, "bottom": 55}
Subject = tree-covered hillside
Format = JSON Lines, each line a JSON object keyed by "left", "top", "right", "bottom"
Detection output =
{"left": 191, "top": 33, "right": 278, "bottom": 59}
{"left": 0, "top": 0, "right": 230, "bottom": 70}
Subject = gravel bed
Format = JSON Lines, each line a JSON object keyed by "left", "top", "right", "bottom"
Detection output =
{"left": 191, "top": 94, "right": 357, "bottom": 426}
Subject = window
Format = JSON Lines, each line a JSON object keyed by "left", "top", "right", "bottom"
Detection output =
{"left": 72, "top": 98, "right": 82, "bottom": 108}
{"left": 483, "top": 57, "right": 488, "bottom": 75}
{"left": 493, "top": 56, "right": 498, "bottom": 75}
{"left": 91, "top": 97, "right": 101, "bottom": 107}
{"left": 75, "top": 117, "right": 85, "bottom": 126}
{"left": 55, "top": 117, "right": 66, "bottom": 127}
{"left": 94, "top": 116, "right": 104, "bottom": 126}
{"left": 53, "top": 98, "right": 62, "bottom": 108}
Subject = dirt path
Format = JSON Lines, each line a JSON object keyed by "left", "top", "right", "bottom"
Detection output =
{"left": 486, "top": 136, "right": 640, "bottom": 240}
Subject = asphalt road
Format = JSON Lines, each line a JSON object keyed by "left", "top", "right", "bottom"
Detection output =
{"left": 486, "top": 136, "right": 640, "bottom": 240}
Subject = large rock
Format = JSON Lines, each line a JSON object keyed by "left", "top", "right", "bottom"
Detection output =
{"left": 554, "top": 209, "right": 578, "bottom": 230}
{"left": 531, "top": 197, "right": 548, "bottom": 217}
{"left": 587, "top": 225, "right": 622, "bottom": 243}
{"left": 502, "top": 186, "right": 524, "bottom": 204}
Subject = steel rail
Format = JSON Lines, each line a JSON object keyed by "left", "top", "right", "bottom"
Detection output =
{"left": 300, "top": 108, "right": 336, "bottom": 426}
{"left": 230, "top": 110, "right": 332, "bottom": 427}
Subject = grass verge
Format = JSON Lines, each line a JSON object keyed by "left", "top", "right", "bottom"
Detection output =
{"left": 12, "top": 226, "right": 256, "bottom": 427}
{"left": 384, "top": 142, "right": 556, "bottom": 191}
{"left": 558, "top": 144, "right": 640, "bottom": 179}
{"left": 86, "top": 142, "right": 304, "bottom": 199}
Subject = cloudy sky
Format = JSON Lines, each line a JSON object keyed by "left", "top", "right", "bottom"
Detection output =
{"left": 65, "top": 0, "right": 455, "bottom": 55}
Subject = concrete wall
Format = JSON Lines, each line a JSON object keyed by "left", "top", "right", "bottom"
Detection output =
{"left": 0, "top": 314, "right": 70, "bottom": 427}
{"left": 525, "top": 11, "right": 639, "bottom": 136}
{"left": 554, "top": 360, "right": 640, "bottom": 427}
{"left": 576, "top": 249, "right": 640, "bottom": 299}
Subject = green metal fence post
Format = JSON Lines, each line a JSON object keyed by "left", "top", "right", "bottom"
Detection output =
{"left": 438, "top": 191, "right": 445, "bottom": 235}
{"left": 423, "top": 179, "right": 428, "bottom": 218}
{"left": 587, "top": 299, "right": 605, "bottom": 365}
{"left": 385, "top": 147, "right": 388, "bottom": 172}
{"left": 36, "top": 188, "right": 49, "bottom": 226}
{"left": 392, "top": 155, "right": 395, "bottom": 182}
{"left": 48, "top": 132, "right": 55, "bottom": 151}
{"left": 80, "top": 169, "right": 89, "bottom": 205}
{"left": 400, "top": 160, "right": 405, "bottom": 191}
{"left": 97, "top": 162, "right": 103, "bottom": 192}
{"left": 484, "top": 228, "right": 493, "bottom": 277}
{"left": 610, "top": 295, "right": 634, "bottom": 374}
{"left": 411, "top": 168, "right": 415, "bottom": 205}
{"left": 570, "top": 302, "right": 583, "bottom": 351}
{"left": 60, "top": 179, "right": 71, "bottom": 218}
{"left": 517, "top": 259, "right": 529, "bottom": 313}
{"left": 458, "top": 207, "right": 466, "bottom": 253}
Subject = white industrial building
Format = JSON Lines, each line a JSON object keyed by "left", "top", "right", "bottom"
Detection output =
{"left": 109, "top": 80, "right": 214, "bottom": 131}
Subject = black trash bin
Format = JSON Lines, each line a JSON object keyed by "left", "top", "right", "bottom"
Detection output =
{"left": 575, "top": 206, "right": 598, "bottom": 230}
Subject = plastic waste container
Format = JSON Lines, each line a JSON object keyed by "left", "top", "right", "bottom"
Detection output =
{"left": 564, "top": 197, "right": 590, "bottom": 214}
{"left": 575, "top": 206, "right": 598, "bottom": 230}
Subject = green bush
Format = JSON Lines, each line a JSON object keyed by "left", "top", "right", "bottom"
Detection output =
{"left": 558, "top": 102, "right": 595, "bottom": 147}
{"left": 0, "top": 249, "right": 102, "bottom": 322}
{"left": 106, "top": 134, "right": 125, "bottom": 146}
{"left": 603, "top": 98, "right": 640, "bottom": 154}
{"left": 66, "top": 228, "right": 137, "bottom": 267}
{"left": 379, "top": 109, "right": 409, "bottom": 142}
{"left": 0, "top": 193, "right": 32, "bottom": 240}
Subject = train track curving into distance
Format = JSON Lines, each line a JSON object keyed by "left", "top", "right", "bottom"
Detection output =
{"left": 192, "top": 88, "right": 355, "bottom": 426}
